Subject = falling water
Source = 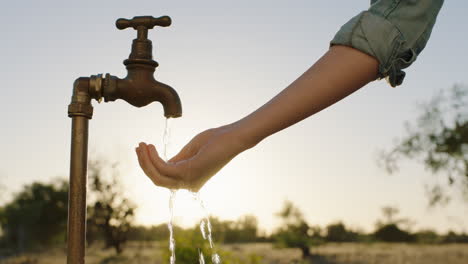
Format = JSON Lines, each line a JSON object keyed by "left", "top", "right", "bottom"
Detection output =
{"left": 193, "top": 192, "right": 221, "bottom": 264}
{"left": 162, "top": 118, "right": 172, "bottom": 161}
{"left": 198, "top": 249, "right": 205, "bottom": 264}
{"left": 162, "top": 118, "right": 220, "bottom": 263}
{"left": 168, "top": 189, "right": 176, "bottom": 264}
{"left": 162, "top": 118, "right": 177, "bottom": 264}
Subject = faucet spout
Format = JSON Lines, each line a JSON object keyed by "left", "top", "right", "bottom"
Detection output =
{"left": 152, "top": 79, "right": 183, "bottom": 118}
{"left": 101, "top": 63, "right": 182, "bottom": 118}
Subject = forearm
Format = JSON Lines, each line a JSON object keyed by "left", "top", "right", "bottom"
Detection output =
{"left": 231, "top": 45, "right": 379, "bottom": 149}
{"left": 138, "top": 46, "right": 378, "bottom": 191}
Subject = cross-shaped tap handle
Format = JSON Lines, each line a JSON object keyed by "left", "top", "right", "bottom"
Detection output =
{"left": 116, "top": 16, "right": 171, "bottom": 40}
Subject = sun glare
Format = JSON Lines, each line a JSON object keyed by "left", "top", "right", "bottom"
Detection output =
{"left": 171, "top": 190, "right": 207, "bottom": 226}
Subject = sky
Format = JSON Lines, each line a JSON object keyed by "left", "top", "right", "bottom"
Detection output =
{"left": 1, "top": 0, "right": 467, "bottom": 234}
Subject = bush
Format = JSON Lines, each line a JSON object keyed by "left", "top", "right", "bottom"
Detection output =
{"left": 374, "top": 224, "right": 414, "bottom": 242}
{"left": 442, "top": 231, "right": 468, "bottom": 243}
{"left": 325, "top": 222, "right": 359, "bottom": 242}
{"left": 163, "top": 229, "right": 214, "bottom": 263}
{"left": 414, "top": 229, "right": 441, "bottom": 244}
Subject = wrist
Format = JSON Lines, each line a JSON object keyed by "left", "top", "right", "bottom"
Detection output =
{"left": 223, "top": 120, "right": 262, "bottom": 152}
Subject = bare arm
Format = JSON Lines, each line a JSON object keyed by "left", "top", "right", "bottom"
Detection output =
{"left": 233, "top": 45, "right": 378, "bottom": 148}
{"left": 136, "top": 45, "right": 379, "bottom": 191}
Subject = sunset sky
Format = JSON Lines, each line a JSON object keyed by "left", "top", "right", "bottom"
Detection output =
{"left": 1, "top": 0, "right": 467, "bottom": 234}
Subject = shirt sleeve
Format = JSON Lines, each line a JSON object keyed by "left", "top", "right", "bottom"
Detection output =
{"left": 330, "top": 0, "right": 444, "bottom": 87}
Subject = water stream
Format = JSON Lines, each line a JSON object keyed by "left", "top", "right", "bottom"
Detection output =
{"left": 162, "top": 118, "right": 172, "bottom": 161}
{"left": 198, "top": 249, "right": 205, "bottom": 264}
{"left": 168, "top": 190, "right": 176, "bottom": 264}
{"left": 193, "top": 192, "right": 221, "bottom": 264}
{"left": 162, "top": 118, "right": 221, "bottom": 264}
{"left": 162, "top": 118, "right": 176, "bottom": 264}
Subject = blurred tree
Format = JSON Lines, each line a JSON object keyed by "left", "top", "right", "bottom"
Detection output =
{"left": 196, "top": 215, "right": 260, "bottom": 244}
{"left": 442, "top": 230, "right": 468, "bottom": 243}
{"left": 232, "top": 214, "right": 258, "bottom": 243}
{"left": 0, "top": 159, "right": 135, "bottom": 254}
{"left": 381, "top": 206, "right": 399, "bottom": 224}
{"left": 162, "top": 222, "right": 263, "bottom": 264}
{"left": 325, "top": 222, "right": 358, "bottom": 242}
{"left": 128, "top": 215, "right": 260, "bottom": 245}
{"left": 414, "top": 229, "right": 441, "bottom": 244}
{"left": 203, "top": 216, "right": 231, "bottom": 243}
{"left": 373, "top": 206, "right": 414, "bottom": 242}
{"left": 0, "top": 180, "right": 68, "bottom": 252}
{"left": 273, "top": 201, "right": 321, "bottom": 259}
{"left": 128, "top": 224, "right": 171, "bottom": 241}
{"left": 379, "top": 85, "right": 468, "bottom": 206}
{"left": 375, "top": 206, "right": 413, "bottom": 229}
{"left": 86, "top": 160, "right": 136, "bottom": 254}
{"left": 163, "top": 228, "right": 212, "bottom": 263}
{"left": 374, "top": 224, "right": 414, "bottom": 242}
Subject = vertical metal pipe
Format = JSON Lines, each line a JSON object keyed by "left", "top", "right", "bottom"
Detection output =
{"left": 67, "top": 116, "right": 89, "bottom": 264}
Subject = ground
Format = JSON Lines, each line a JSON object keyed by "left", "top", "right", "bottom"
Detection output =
{"left": 1, "top": 242, "right": 468, "bottom": 264}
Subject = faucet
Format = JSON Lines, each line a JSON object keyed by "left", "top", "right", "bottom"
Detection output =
{"left": 89, "top": 15, "right": 182, "bottom": 116}
{"left": 67, "top": 16, "right": 182, "bottom": 264}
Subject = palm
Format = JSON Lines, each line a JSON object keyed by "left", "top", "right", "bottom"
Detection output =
{"left": 136, "top": 125, "right": 244, "bottom": 192}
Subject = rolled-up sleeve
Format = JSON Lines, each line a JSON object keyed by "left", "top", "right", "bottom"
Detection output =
{"left": 330, "top": 0, "right": 444, "bottom": 87}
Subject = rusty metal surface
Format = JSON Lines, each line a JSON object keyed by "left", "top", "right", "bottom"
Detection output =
{"left": 67, "top": 116, "right": 89, "bottom": 264}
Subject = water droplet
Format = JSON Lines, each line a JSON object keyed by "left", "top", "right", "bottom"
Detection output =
{"left": 212, "top": 253, "right": 221, "bottom": 264}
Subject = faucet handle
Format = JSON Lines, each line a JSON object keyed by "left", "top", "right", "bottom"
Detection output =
{"left": 116, "top": 16, "right": 172, "bottom": 66}
{"left": 116, "top": 16, "right": 171, "bottom": 39}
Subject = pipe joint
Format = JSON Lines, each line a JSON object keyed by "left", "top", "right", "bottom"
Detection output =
{"left": 68, "top": 77, "right": 93, "bottom": 119}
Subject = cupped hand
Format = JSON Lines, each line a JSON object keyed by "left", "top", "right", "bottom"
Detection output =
{"left": 135, "top": 124, "right": 249, "bottom": 192}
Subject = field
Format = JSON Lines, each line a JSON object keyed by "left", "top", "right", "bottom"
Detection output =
{"left": 1, "top": 242, "right": 468, "bottom": 264}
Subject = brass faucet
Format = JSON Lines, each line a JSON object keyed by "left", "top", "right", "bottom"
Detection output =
{"left": 67, "top": 16, "right": 182, "bottom": 264}
{"left": 90, "top": 15, "right": 182, "bottom": 116}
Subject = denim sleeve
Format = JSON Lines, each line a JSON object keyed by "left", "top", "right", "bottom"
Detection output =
{"left": 330, "top": 0, "right": 444, "bottom": 87}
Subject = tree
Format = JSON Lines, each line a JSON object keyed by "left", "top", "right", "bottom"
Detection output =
{"left": 128, "top": 224, "right": 170, "bottom": 241}
{"left": 373, "top": 206, "right": 414, "bottom": 242}
{"left": 273, "top": 201, "right": 321, "bottom": 259}
{"left": 86, "top": 160, "right": 136, "bottom": 254}
{"left": 220, "top": 214, "right": 259, "bottom": 243}
{"left": 325, "top": 222, "right": 358, "bottom": 242}
{"left": 442, "top": 230, "right": 468, "bottom": 243}
{"left": 379, "top": 85, "right": 468, "bottom": 206}
{"left": 374, "top": 224, "right": 414, "bottom": 242}
{"left": 232, "top": 214, "right": 258, "bottom": 243}
{"left": 0, "top": 180, "right": 68, "bottom": 252}
{"left": 374, "top": 206, "right": 413, "bottom": 229}
{"left": 414, "top": 229, "right": 440, "bottom": 244}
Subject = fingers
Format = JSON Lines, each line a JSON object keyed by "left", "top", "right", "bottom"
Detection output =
{"left": 146, "top": 144, "right": 187, "bottom": 177}
{"left": 136, "top": 143, "right": 181, "bottom": 189}
{"left": 167, "top": 129, "right": 214, "bottom": 163}
{"left": 168, "top": 140, "right": 199, "bottom": 163}
{"left": 146, "top": 144, "right": 167, "bottom": 168}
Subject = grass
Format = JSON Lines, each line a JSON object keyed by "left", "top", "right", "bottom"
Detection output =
{"left": 1, "top": 242, "right": 467, "bottom": 264}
